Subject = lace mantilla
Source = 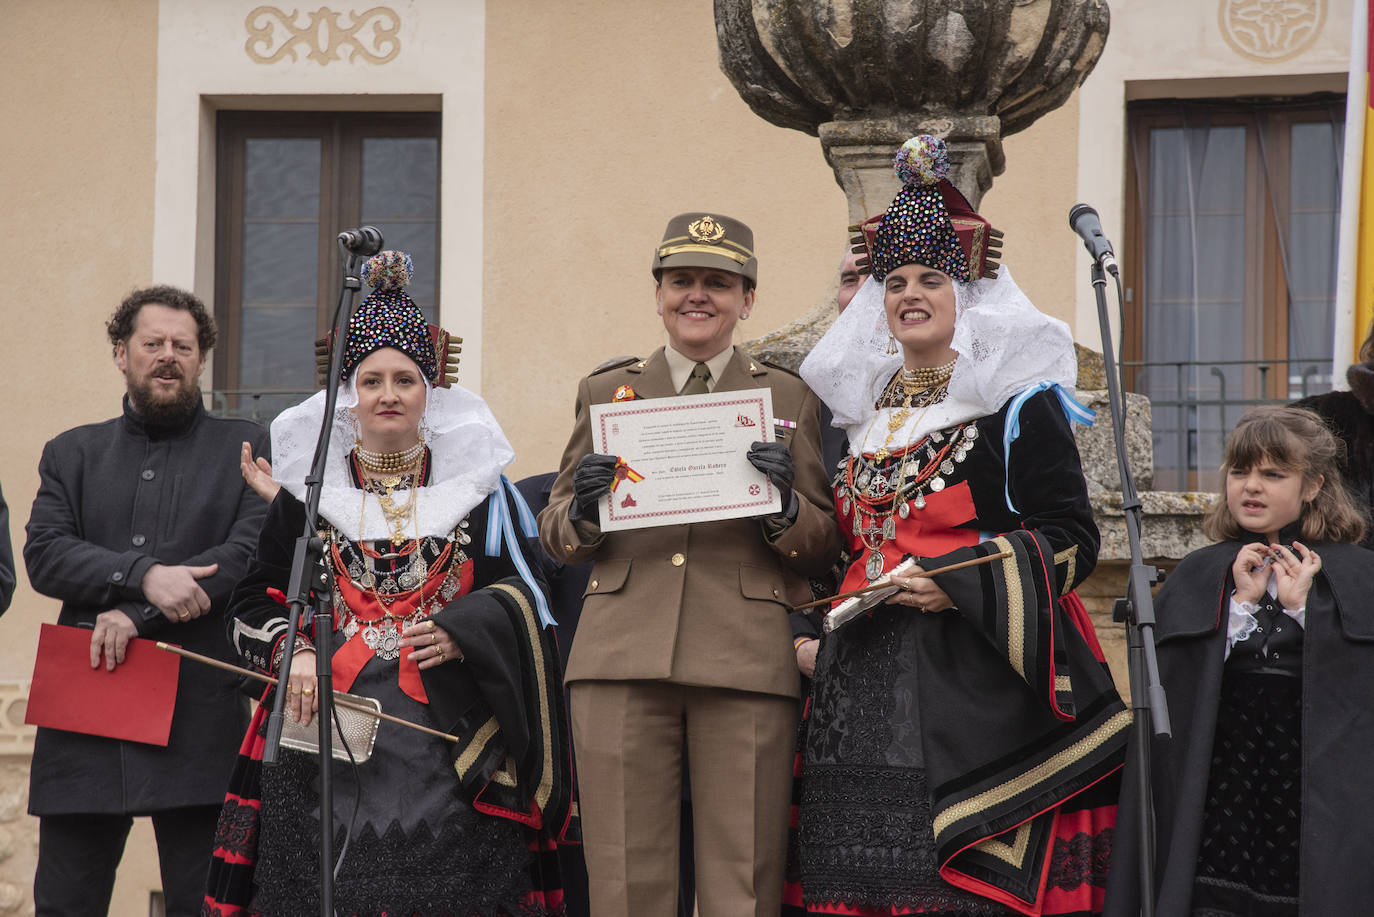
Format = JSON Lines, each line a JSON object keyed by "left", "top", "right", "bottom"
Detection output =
{"left": 270, "top": 378, "right": 514, "bottom": 541}
{"left": 800, "top": 266, "right": 1078, "bottom": 455}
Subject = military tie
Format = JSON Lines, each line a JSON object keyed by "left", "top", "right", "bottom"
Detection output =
{"left": 680, "top": 361, "right": 711, "bottom": 395}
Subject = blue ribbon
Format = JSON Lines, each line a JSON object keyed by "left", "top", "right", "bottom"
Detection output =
{"left": 1001, "top": 382, "right": 1097, "bottom": 514}
{"left": 486, "top": 476, "right": 557, "bottom": 628}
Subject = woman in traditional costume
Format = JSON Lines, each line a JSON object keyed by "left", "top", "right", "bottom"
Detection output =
{"left": 1105, "top": 406, "right": 1374, "bottom": 916}
{"left": 202, "top": 251, "right": 575, "bottom": 917}
{"left": 789, "top": 136, "right": 1129, "bottom": 917}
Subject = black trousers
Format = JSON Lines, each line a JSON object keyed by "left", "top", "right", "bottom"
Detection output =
{"left": 35, "top": 805, "right": 221, "bottom": 917}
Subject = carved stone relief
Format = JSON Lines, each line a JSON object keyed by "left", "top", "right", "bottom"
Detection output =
{"left": 245, "top": 6, "right": 401, "bottom": 65}
{"left": 1219, "top": 0, "right": 1324, "bottom": 62}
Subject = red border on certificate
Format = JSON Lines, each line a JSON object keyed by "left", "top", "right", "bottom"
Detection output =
{"left": 590, "top": 389, "right": 780, "bottom": 530}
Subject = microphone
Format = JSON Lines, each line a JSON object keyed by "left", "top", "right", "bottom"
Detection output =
{"left": 338, "top": 225, "right": 384, "bottom": 257}
{"left": 1067, "top": 204, "right": 1119, "bottom": 276}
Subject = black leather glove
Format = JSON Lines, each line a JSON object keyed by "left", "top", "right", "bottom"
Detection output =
{"left": 747, "top": 441, "right": 797, "bottom": 520}
{"left": 567, "top": 453, "right": 619, "bottom": 523}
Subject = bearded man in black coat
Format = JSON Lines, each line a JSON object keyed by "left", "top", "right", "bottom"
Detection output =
{"left": 24, "top": 286, "right": 268, "bottom": 917}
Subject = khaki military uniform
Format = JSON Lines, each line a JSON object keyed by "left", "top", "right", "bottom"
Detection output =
{"left": 540, "top": 346, "right": 840, "bottom": 916}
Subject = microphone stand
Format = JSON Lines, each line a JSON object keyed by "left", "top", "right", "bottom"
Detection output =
{"left": 1085, "top": 257, "right": 1171, "bottom": 917}
{"left": 262, "top": 234, "right": 377, "bottom": 917}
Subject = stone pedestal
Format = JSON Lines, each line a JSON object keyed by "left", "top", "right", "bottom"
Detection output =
{"left": 821, "top": 115, "right": 1004, "bottom": 215}
{"left": 1080, "top": 490, "right": 1218, "bottom": 701}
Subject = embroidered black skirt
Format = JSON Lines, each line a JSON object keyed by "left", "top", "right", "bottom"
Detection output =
{"left": 1192, "top": 670, "right": 1301, "bottom": 917}
{"left": 252, "top": 656, "right": 539, "bottom": 917}
{"left": 798, "top": 609, "right": 1014, "bottom": 916}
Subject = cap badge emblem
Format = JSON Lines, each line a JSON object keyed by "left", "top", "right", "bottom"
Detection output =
{"left": 688, "top": 216, "right": 726, "bottom": 244}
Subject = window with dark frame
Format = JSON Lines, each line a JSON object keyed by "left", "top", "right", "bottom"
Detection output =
{"left": 213, "top": 110, "right": 441, "bottom": 423}
{"left": 1122, "top": 95, "right": 1345, "bottom": 492}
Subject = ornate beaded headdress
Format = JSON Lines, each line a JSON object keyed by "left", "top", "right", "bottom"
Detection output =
{"left": 315, "top": 250, "right": 462, "bottom": 388}
{"left": 853, "top": 136, "right": 1003, "bottom": 283}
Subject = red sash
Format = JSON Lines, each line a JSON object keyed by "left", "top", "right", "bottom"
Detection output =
{"left": 330, "top": 546, "right": 473, "bottom": 703}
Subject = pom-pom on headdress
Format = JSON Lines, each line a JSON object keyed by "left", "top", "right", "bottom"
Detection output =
{"left": 315, "top": 250, "right": 463, "bottom": 388}
{"left": 853, "top": 136, "right": 1003, "bottom": 283}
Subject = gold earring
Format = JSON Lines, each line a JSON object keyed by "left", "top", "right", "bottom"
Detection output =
{"left": 885, "top": 334, "right": 899, "bottom": 355}
{"left": 350, "top": 411, "right": 362, "bottom": 447}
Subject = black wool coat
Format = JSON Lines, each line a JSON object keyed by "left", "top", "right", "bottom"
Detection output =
{"left": 24, "top": 398, "right": 269, "bottom": 815}
{"left": 1294, "top": 362, "right": 1374, "bottom": 549}
{"left": 0, "top": 482, "right": 14, "bottom": 614}
{"left": 1104, "top": 538, "right": 1374, "bottom": 916}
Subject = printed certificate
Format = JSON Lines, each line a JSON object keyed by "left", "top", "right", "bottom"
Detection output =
{"left": 590, "top": 388, "right": 782, "bottom": 531}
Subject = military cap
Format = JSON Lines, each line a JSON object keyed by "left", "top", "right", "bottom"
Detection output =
{"left": 651, "top": 212, "right": 758, "bottom": 286}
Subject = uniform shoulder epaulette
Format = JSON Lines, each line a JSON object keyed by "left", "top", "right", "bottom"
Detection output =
{"left": 589, "top": 356, "right": 640, "bottom": 376}
{"left": 759, "top": 357, "right": 802, "bottom": 377}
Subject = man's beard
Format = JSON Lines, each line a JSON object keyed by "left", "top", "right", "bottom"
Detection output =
{"left": 127, "top": 370, "right": 202, "bottom": 428}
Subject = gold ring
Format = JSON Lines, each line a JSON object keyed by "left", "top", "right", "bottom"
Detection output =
{"left": 302, "top": 687, "right": 314, "bottom": 695}
{"left": 431, "top": 633, "right": 438, "bottom": 645}
{"left": 437, "top": 649, "right": 445, "bottom": 661}
{"left": 427, "top": 620, "right": 436, "bottom": 632}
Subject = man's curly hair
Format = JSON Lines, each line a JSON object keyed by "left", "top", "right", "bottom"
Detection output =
{"left": 106, "top": 285, "right": 217, "bottom": 355}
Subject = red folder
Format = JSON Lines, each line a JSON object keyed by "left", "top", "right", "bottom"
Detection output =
{"left": 25, "top": 623, "right": 180, "bottom": 746}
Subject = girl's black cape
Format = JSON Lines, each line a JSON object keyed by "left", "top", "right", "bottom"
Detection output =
{"left": 1104, "top": 539, "right": 1374, "bottom": 916}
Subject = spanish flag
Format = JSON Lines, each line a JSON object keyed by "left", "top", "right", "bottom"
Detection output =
{"left": 1338, "top": 0, "right": 1374, "bottom": 363}
{"left": 609, "top": 457, "right": 645, "bottom": 492}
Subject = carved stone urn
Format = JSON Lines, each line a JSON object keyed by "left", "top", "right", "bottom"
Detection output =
{"left": 718, "top": 0, "right": 1111, "bottom": 369}
{"left": 715, "top": 0, "right": 1110, "bottom": 214}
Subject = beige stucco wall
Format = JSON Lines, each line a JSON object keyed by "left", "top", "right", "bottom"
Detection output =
{"left": 0, "top": 2, "right": 162, "bottom": 913}
{"left": 483, "top": 0, "right": 849, "bottom": 479}
{"left": 980, "top": 98, "right": 1082, "bottom": 330}
{"left": 0, "top": 0, "right": 1359, "bottom": 913}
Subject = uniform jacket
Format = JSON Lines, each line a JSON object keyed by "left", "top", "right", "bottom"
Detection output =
{"left": 23, "top": 397, "right": 268, "bottom": 815}
{"left": 539, "top": 347, "right": 841, "bottom": 699}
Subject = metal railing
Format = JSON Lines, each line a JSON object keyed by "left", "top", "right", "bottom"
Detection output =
{"left": 1122, "top": 357, "right": 1334, "bottom": 491}
{"left": 208, "top": 389, "right": 316, "bottom": 425}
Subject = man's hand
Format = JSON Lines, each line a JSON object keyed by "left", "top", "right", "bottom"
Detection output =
{"left": 796, "top": 638, "right": 819, "bottom": 677}
{"left": 90, "top": 609, "right": 138, "bottom": 671}
{"left": 568, "top": 454, "right": 618, "bottom": 523}
{"left": 142, "top": 563, "right": 218, "bottom": 622}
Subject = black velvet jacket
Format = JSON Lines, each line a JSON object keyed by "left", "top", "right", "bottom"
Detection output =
{"left": 229, "top": 484, "right": 576, "bottom": 838}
